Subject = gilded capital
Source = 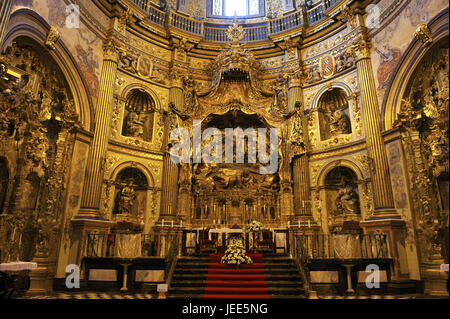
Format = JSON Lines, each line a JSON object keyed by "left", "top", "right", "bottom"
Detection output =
{"left": 102, "top": 38, "right": 124, "bottom": 63}
{"left": 347, "top": 36, "right": 372, "bottom": 61}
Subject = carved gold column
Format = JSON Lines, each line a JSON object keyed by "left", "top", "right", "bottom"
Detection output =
{"left": 79, "top": 38, "right": 121, "bottom": 216}
{"left": 288, "top": 74, "right": 317, "bottom": 225}
{"left": 0, "top": 0, "right": 13, "bottom": 45}
{"left": 350, "top": 27, "right": 405, "bottom": 281}
{"left": 350, "top": 32, "right": 397, "bottom": 216}
{"left": 154, "top": 74, "right": 182, "bottom": 256}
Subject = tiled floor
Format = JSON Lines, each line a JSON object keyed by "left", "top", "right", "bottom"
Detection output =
{"left": 15, "top": 292, "right": 432, "bottom": 299}
{"left": 17, "top": 292, "right": 154, "bottom": 299}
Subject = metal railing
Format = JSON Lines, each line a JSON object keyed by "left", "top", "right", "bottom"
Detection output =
{"left": 165, "top": 233, "right": 181, "bottom": 289}
{"left": 294, "top": 233, "right": 392, "bottom": 260}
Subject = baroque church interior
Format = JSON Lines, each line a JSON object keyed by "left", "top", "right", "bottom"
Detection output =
{"left": 0, "top": 0, "right": 448, "bottom": 300}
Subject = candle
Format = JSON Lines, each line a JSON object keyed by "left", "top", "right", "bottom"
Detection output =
{"left": 171, "top": 220, "right": 174, "bottom": 228}
{"left": 308, "top": 220, "right": 311, "bottom": 228}
{"left": 162, "top": 219, "right": 165, "bottom": 227}
{"left": 180, "top": 220, "right": 183, "bottom": 227}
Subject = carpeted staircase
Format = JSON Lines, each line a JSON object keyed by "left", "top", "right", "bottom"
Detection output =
{"left": 169, "top": 253, "right": 306, "bottom": 298}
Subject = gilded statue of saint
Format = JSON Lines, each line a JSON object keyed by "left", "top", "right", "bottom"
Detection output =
{"left": 118, "top": 181, "right": 137, "bottom": 215}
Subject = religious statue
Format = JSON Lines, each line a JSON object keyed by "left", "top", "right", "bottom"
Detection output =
{"left": 183, "top": 75, "right": 200, "bottom": 114}
{"left": 311, "top": 67, "right": 322, "bottom": 83}
{"left": 273, "top": 74, "right": 288, "bottom": 111}
{"left": 126, "top": 111, "right": 144, "bottom": 138}
{"left": 335, "top": 54, "right": 346, "bottom": 72}
{"left": 288, "top": 101, "right": 305, "bottom": 148}
{"left": 328, "top": 109, "right": 349, "bottom": 136}
{"left": 335, "top": 184, "right": 359, "bottom": 216}
{"left": 118, "top": 181, "right": 137, "bottom": 215}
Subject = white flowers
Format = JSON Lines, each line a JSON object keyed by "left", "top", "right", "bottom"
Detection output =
{"left": 221, "top": 235, "right": 253, "bottom": 266}
{"left": 244, "top": 220, "right": 265, "bottom": 232}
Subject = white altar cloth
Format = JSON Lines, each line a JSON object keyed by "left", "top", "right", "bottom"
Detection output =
{"left": 208, "top": 228, "right": 244, "bottom": 241}
{"left": 0, "top": 262, "right": 37, "bottom": 272}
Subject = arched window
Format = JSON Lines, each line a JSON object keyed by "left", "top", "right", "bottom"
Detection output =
{"left": 207, "top": 0, "right": 265, "bottom": 18}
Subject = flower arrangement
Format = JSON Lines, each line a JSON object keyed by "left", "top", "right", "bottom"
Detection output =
{"left": 221, "top": 234, "right": 253, "bottom": 267}
{"left": 244, "top": 220, "right": 265, "bottom": 233}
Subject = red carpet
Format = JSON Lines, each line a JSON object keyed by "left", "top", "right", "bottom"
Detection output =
{"left": 204, "top": 253, "right": 269, "bottom": 299}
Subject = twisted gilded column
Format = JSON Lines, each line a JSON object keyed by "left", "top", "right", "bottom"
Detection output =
{"left": 350, "top": 33, "right": 396, "bottom": 215}
{"left": 79, "top": 39, "right": 121, "bottom": 215}
{"left": 0, "top": 0, "right": 13, "bottom": 45}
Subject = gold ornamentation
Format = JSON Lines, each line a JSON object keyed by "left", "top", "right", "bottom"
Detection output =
{"left": 117, "top": 9, "right": 133, "bottom": 33}
{"left": 45, "top": 26, "right": 60, "bottom": 50}
{"left": 103, "top": 38, "right": 124, "bottom": 63}
{"left": 226, "top": 18, "right": 245, "bottom": 45}
{"left": 341, "top": 5, "right": 356, "bottom": 28}
{"left": 414, "top": 24, "right": 433, "bottom": 47}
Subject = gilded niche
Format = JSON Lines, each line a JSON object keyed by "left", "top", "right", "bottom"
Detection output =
{"left": 0, "top": 36, "right": 79, "bottom": 262}
{"left": 395, "top": 38, "right": 449, "bottom": 260}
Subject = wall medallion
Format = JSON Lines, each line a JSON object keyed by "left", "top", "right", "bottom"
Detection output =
{"left": 320, "top": 55, "right": 335, "bottom": 78}
{"left": 137, "top": 55, "right": 153, "bottom": 79}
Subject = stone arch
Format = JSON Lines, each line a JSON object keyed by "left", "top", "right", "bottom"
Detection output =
{"left": 317, "top": 159, "right": 365, "bottom": 188}
{"left": 310, "top": 81, "right": 353, "bottom": 109}
{"left": 110, "top": 161, "right": 155, "bottom": 188}
{"left": 120, "top": 83, "right": 162, "bottom": 111}
{"left": 381, "top": 9, "right": 449, "bottom": 131}
{"left": 2, "top": 8, "right": 95, "bottom": 131}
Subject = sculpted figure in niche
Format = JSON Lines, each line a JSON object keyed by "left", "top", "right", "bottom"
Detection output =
{"left": 126, "top": 111, "right": 144, "bottom": 138}
{"left": 327, "top": 103, "right": 349, "bottom": 136}
{"left": 336, "top": 184, "right": 359, "bottom": 216}
{"left": 288, "top": 101, "right": 305, "bottom": 147}
{"left": 273, "top": 74, "right": 288, "bottom": 111}
{"left": 118, "top": 181, "right": 137, "bottom": 215}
